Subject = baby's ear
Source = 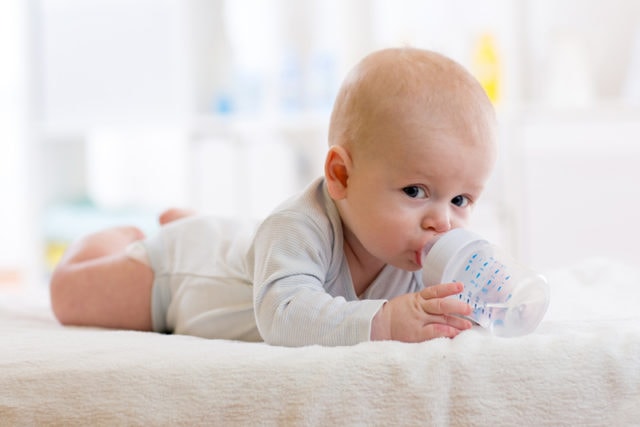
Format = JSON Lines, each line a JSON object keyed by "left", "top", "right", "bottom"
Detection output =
{"left": 324, "top": 145, "right": 351, "bottom": 200}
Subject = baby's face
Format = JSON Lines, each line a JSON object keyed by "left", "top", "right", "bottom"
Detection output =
{"left": 340, "top": 117, "right": 495, "bottom": 272}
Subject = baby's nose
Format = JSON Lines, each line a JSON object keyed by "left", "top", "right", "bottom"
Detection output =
{"left": 421, "top": 207, "right": 451, "bottom": 233}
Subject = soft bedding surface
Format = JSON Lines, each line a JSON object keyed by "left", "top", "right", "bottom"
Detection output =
{"left": 1, "top": 258, "right": 639, "bottom": 426}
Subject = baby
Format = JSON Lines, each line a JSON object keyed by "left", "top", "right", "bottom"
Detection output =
{"left": 50, "top": 47, "right": 497, "bottom": 347}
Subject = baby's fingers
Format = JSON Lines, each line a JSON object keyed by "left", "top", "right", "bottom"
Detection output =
{"left": 442, "top": 314, "right": 473, "bottom": 331}
{"left": 419, "top": 283, "right": 471, "bottom": 316}
{"left": 422, "top": 297, "right": 472, "bottom": 316}
{"left": 420, "top": 282, "right": 465, "bottom": 300}
{"left": 422, "top": 323, "right": 462, "bottom": 340}
{"left": 422, "top": 323, "right": 466, "bottom": 340}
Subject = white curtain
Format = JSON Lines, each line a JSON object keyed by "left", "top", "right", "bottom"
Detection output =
{"left": 0, "top": 0, "right": 32, "bottom": 281}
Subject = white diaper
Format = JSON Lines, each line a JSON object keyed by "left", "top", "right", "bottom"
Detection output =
{"left": 137, "top": 215, "right": 262, "bottom": 342}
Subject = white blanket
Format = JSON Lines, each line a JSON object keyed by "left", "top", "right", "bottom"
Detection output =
{"left": 1, "top": 257, "right": 639, "bottom": 426}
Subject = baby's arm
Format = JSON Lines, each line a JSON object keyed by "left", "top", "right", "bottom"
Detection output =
{"left": 252, "top": 206, "right": 471, "bottom": 346}
{"left": 370, "top": 282, "right": 472, "bottom": 342}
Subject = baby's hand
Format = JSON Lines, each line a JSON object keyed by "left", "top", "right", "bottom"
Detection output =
{"left": 371, "top": 282, "right": 472, "bottom": 342}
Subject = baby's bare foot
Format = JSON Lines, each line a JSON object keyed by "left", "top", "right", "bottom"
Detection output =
{"left": 159, "top": 208, "right": 197, "bottom": 225}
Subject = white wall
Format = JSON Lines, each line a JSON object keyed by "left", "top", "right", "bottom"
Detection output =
{"left": 0, "top": 0, "right": 35, "bottom": 284}
{"left": 2, "top": 0, "right": 639, "bottom": 280}
{"left": 524, "top": 0, "right": 640, "bottom": 105}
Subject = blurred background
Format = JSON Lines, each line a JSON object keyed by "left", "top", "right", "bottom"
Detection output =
{"left": 1, "top": 0, "right": 640, "bottom": 289}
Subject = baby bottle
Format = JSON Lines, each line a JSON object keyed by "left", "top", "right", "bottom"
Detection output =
{"left": 421, "top": 228, "right": 550, "bottom": 337}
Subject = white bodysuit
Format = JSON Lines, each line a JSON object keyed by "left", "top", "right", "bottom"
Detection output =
{"left": 134, "top": 178, "right": 422, "bottom": 347}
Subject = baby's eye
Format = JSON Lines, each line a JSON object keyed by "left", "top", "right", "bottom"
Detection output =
{"left": 403, "top": 186, "right": 427, "bottom": 199}
{"left": 451, "top": 195, "right": 470, "bottom": 207}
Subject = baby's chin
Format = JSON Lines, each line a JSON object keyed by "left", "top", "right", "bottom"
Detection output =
{"left": 387, "top": 258, "right": 422, "bottom": 272}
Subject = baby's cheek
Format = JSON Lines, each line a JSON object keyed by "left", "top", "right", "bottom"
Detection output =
{"left": 451, "top": 214, "right": 470, "bottom": 229}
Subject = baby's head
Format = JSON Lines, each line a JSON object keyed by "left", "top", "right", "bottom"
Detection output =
{"left": 328, "top": 47, "right": 496, "bottom": 162}
{"left": 325, "top": 47, "right": 497, "bottom": 272}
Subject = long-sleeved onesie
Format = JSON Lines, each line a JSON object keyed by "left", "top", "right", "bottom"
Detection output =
{"left": 139, "top": 177, "right": 422, "bottom": 346}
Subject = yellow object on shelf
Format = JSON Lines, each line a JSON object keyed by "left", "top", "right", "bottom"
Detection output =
{"left": 472, "top": 32, "right": 501, "bottom": 105}
{"left": 45, "top": 241, "right": 68, "bottom": 272}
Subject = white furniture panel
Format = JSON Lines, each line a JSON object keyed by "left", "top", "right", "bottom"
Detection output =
{"left": 519, "top": 112, "right": 640, "bottom": 270}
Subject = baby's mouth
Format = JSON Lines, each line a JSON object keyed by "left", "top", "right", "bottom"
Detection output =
{"left": 416, "top": 235, "right": 441, "bottom": 269}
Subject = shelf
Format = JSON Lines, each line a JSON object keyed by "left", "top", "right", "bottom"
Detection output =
{"left": 516, "top": 104, "right": 640, "bottom": 124}
{"left": 190, "top": 112, "right": 329, "bottom": 139}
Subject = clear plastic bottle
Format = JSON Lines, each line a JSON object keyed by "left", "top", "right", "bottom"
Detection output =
{"left": 422, "top": 228, "right": 550, "bottom": 337}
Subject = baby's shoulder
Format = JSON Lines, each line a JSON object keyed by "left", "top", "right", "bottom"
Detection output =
{"left": 255, "top": 178, "right": 343, "bottom": 254}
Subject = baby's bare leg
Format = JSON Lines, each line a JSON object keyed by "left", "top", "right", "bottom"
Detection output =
{"left": 50, "top": 226, "right": 154, "bottom": 331}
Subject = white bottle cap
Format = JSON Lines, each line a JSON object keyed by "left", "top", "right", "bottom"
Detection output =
{"left": 422, "top": 228, "right": 487, "bottom": 287}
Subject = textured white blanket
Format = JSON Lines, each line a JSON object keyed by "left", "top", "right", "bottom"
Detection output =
{"left": 1, "top": 258, "right": 639, "bottom": 426}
